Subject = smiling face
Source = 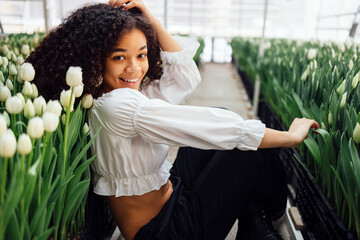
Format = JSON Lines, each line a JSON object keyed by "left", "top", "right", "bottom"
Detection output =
{"left": 103, "top": 28, "right": 149, "bottom": 92}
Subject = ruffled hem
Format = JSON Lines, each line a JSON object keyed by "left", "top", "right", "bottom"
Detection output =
{"left": 93, "top": 161, "right": 173, "bottom": 197}
{"left": 237, "top": 120, "right": 266, "bottom": 151}
{"left": 160, "top": 36, "right": 200, "bottom": 64}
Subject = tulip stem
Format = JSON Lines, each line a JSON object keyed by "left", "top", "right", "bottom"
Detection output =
{"left": 27, "top": 139, "right": 35, "bottom": 171}
{"left": 1, "top": 157, "right": 8, "bottom": 204}
{"left": 38, "top": 132, "right": 50, "bottom": 205}
{"left": 62, "top": 87, "right": 74, "bottom": 178}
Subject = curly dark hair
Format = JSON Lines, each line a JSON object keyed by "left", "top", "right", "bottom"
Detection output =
{"left": 26, "top": 3, "right": 163, "bottom": 101}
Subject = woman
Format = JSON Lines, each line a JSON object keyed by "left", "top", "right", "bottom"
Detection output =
{"left": 27, "top": 1, "right": 319, "bottom": 239}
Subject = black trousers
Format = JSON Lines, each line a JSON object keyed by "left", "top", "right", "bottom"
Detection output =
{"left": 134, "top": 147, "right": 287, "bottom": 240}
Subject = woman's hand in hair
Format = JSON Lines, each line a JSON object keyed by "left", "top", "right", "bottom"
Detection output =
{"left": 108, "top": 0, "right": 155, "bottom": 23}
{"left": 109, "top": 0, "right": 182, "bottom": 52}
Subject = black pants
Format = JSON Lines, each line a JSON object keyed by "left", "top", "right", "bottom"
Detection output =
{"left": 134, "top": 147, "right": 287, "bottom": 240}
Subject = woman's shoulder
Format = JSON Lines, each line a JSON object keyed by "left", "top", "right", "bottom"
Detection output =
{"left": 94, "top": 88, "right": 148, "bottom": 108}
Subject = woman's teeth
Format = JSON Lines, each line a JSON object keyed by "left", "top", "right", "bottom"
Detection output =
{"left": 120, "top": 77, "right": 138, "bottom": 83}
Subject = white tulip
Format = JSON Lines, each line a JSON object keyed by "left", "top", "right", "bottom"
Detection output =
{"left": 16, "top": 56, "right": 24, "bottom": 65}
{"left": 6, "top": 96, "right": 24, "bottom": 114}
{"left": 0, "top": 129, "right": 16, "bottom": 158}
{"left": 17, "top": 133, "right": 32, "bottom": 155}
{"left": 6, "top": 79, "right": 13, "bottom": 91}
{"left": 24, "top": 99, "right": 35, "bottom": 118}
{"left": 27, "top": 117, "right": 44, "bottom": 139}
{"left": 349, "top": 60, "right": 354, "bottom": 71}
{"left": 331, "top": 48, "right": 336, "bottom": 59}
{"left": 66, "top": 66, "right": 82, "bottom": 87}
{"left": 42, "top": 112, "right": 59, "bottom": 133}
{"left": 83, "top": 122, "right": 90, "bottom": 135}
{"left": 22, "top": 81, "right": 33, "bottom": 97}
{"left": 82, "top": 94, "right": 93, "bottom": 109}
{"left": 0, "top": 115, "right": 7, "bottom": 136}
{"left": 16, "top": 93, "right": 25, "bottom": 109}
{"left": 33, "top": 96, "right": 47, "bottom": 116}
{"left": 31, "top": 83, "right": 38, "bottom": 98}
{"left": 0, "top": 57, "right": 2, "bottom": 65}
{"left": 307, "top": 48, "right": 317, "bottom": 60}
{"left": 339, "top": 92, "right": 347, "bottom": 109}
{"left": 19, "top": 63, "right": 35, "bottom": 82}
{"left": 2, "top": 112, "right": 10, "bottom": 127}
{"left": 21, "top": 44, "right": 30, "bottom": 55}
{"left": 2, "top": 57, "right": 8, "bottom": 67}
{"left": 336, "top": 80, "right": 346, "bottom": 95}
{"left": 9, "top": 64, "right": 17, "bottom": 76}
{"left": 60, "top": 89, "right": 75, "bottom": 109}
{"left": 0, "top": 86, "right": 11, "bottom": 102}
{"left": 328, "top": 112, "right": 332, "bottom": 126}
{"left": 73, "top": 83, "right": 84, "bottom": 97}
{"left": 46, "top": 100, "right": 62, "bottom": 117}
{"left": 301, "top": 66, "right": 310, "bottom": 82}
{"left": 352, "top": 72, "right": 359, "bottom": 90}
{"left": 353, "top": 123, "right": 360, "bottom": 144}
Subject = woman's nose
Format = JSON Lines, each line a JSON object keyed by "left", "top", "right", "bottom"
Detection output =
{"left": 125, "top": 59, "right": 141, "bottom": 73}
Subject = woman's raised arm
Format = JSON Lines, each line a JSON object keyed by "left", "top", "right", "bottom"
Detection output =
{"left": 109, "top": 0, "right": 183, "bottom": 52}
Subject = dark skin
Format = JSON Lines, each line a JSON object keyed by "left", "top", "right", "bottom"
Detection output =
{"left": 105, "top": 1, "right": 320, "bottom": 239}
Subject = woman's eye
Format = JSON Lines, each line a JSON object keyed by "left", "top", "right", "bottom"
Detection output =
{"left": 113, "top": 56, "right": 124, "bottom": 61}
{"left": 139, "top": 53, "right": 147, "bottom": 59}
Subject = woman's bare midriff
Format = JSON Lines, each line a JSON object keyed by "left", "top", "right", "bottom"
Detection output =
{"left": 106, "top": 180, "right": 173, "bottom": 240}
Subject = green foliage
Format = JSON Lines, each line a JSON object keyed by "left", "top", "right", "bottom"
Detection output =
{"left": 231, "top": 37, "right": 360, "bottom": 238}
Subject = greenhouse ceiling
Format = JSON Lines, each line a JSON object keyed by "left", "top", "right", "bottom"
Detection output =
{"left": 0, "top": 0, "right": 359, "bottom": 42}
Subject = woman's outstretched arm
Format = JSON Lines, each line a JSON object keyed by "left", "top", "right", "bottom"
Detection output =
{"left": 108, "top": 0, "right": 183, "bottom": 52}
{"left": 259, "top": 118, "right": 319, "bottom": 149}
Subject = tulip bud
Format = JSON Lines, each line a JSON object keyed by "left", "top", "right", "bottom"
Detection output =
{"left": 33, "top": 96, "right": 47, "bottom": 116}
{"left": 42, "top": 112, "right": 59, "bottom": 132}
{"left": 21, "top": 44, "right": 30, "bottom": 55}
{"left": 0, "top": 72, "right": 4, "bottom": 83}
{"left": 2, "top": 57, "right": 8, "bottom": 67}
{"left": 22, "top": 81, "right": 33, "bottom": 97}
{"left": 46, "top": 100, "right": 62, "bottom": 117}
{"left": 339, "top": 92, "right": 347, "bottom": 109}
{"left": 31, "top": 83, "right": 38, "bottom": 98}
{"left": 349, "top": 60, "right": 354, "bottom": 71}
{"left": 336, "top": 80, "right": 346, "bottom": 95}
{"left": 301, "top": 66, "right": 310, "bottom": 82}
{"left": 0, "top": 115, "right": 7, "bottom": 136}
{"left": 6, "top": 96, "right": 24, "bottom": 114}
{"left": 83, "top": 122, "right": 90, "bottom": 135}
{"left": 307, "top": 48, "right": 317, "bottom": 60}
{"left": 24, "top": 99, "right": 35, "bottom": 118}
{"left": 27, "top": 117, "right": 44, "bottom": 139}
{"left": 352, "top": 72, "right": 359, "bottom": 90}
{"left": 0, "top": 129, "right": 16, "bottom": 158}
{"left": 61, "top": 113, "right": 66, "bottom": 125}
{"left": 16, "top": 56, "right": 24, "bottom": 65}
{"left": 82, "top": 94, "right": 93, "bottom": 109}
{"left": 66, "top": 66, "right": 82, "bottom": 87}
{"left": 328, "top": 112, "right": 332, "bottom": 126}
{"left": 19, "top": 63, "right": 35, "bottom": 82}
{"left": 16, "top": 93, "right": 25, "bottom": 109}
{"left": 9, "top": 64, "right": 17, "bottom": 76}
{"left": 0, "top": 85, "right": 11, "bottom": 102}
{"left": 6, "top": 79, "right": 13, "bottom": 91}
{"left": 60, "top": 89, "right": 75, "bottom": 109}
{"left": 73, "top": 83, "right": 84, "bottom": 97}
{"left": 321, "top": 122, "right": 326, "bottom": 130}
{"left": 17, "top": 133, "right": 32, "bottom": 155}
{"left": 2, "top": 112, "right": 10, "bottom": 127}
{"left": 353, "top": 123, "right": 360, "bottom": 144}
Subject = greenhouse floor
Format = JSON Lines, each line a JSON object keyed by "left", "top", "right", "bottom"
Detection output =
{"left": 109, "top": 62, "right": 303, "bottom": 240}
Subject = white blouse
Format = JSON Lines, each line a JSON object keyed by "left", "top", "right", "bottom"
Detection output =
{"left": 88, "top": 36, "right": 266, "bottom": 197}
